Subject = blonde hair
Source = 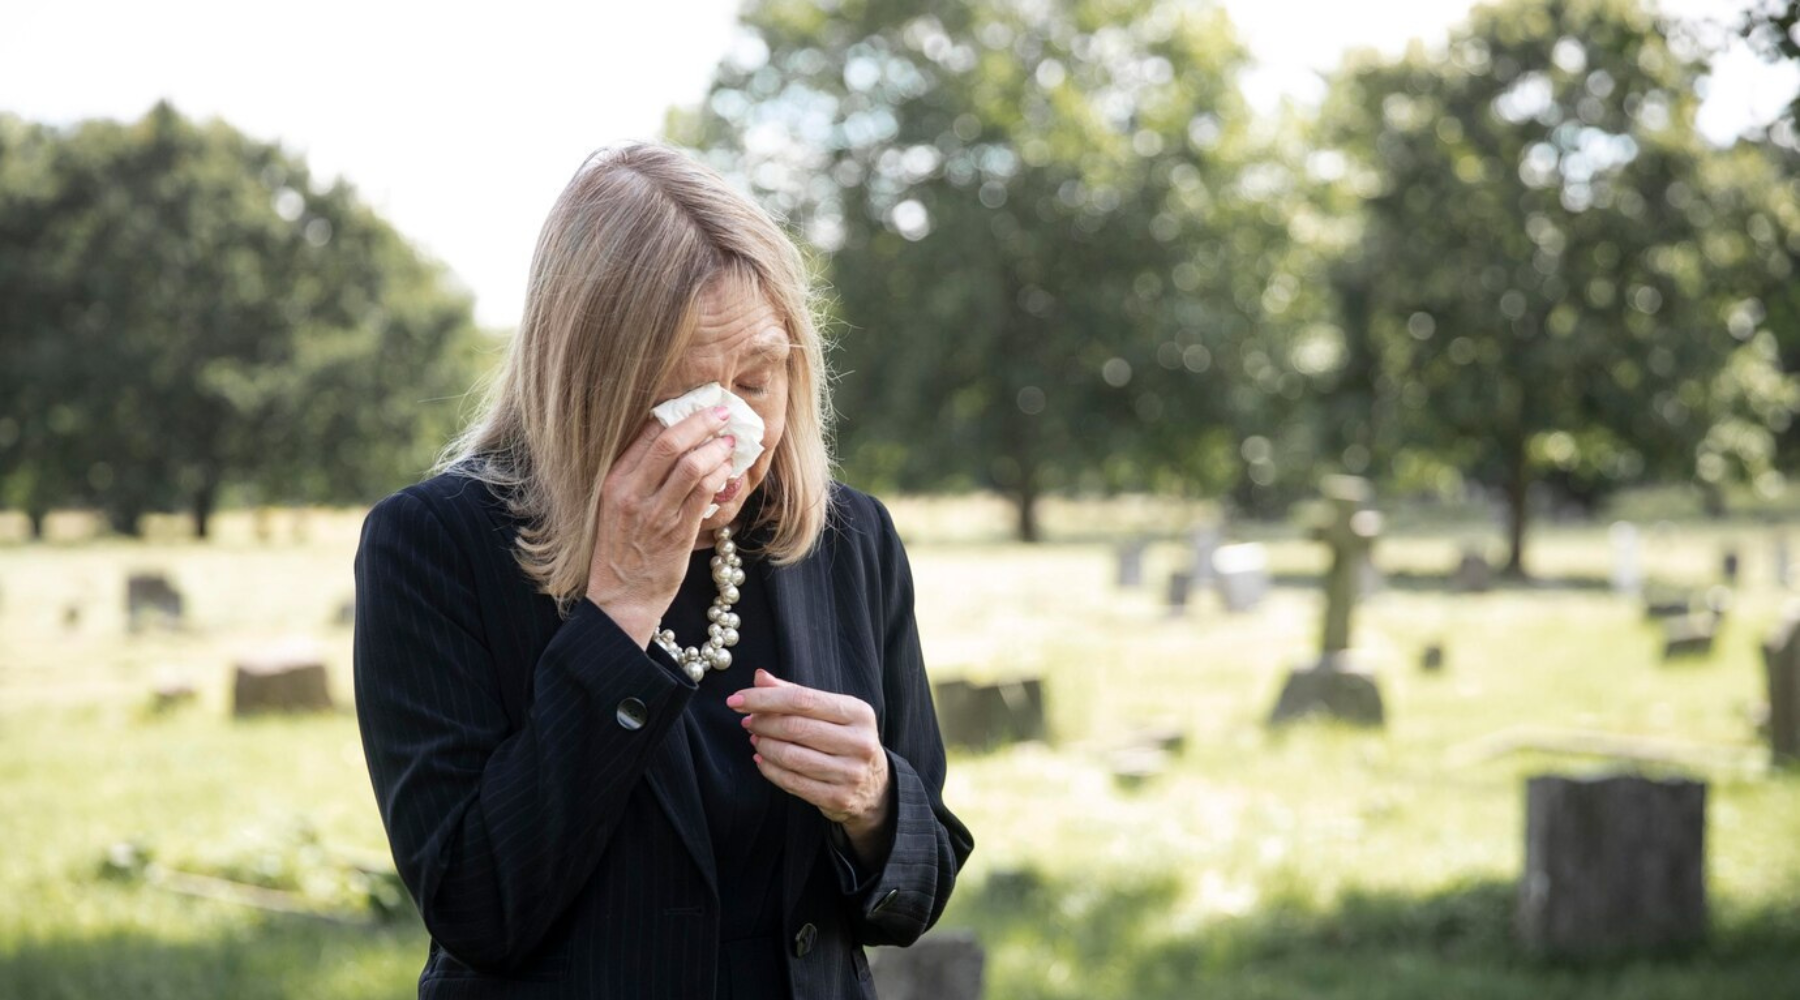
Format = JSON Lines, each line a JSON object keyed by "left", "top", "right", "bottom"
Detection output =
{"left": 432, "top": 141, "right": 834, "bottom": 619}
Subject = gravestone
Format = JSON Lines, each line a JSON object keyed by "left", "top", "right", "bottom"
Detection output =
{"left": 869, "top": 930, "right": 985, "bottom": 1000}
{"left": 1661, "top": 614, "right": 1717, "bottom": 660}
{"left": 1165, "top": 571, "right": 1191, "bottom": 615}
{"left": 152, "top": 681, "right": 198, "bottom": 712}
{"left": 233, "top": 647, "right": 334, "bottom": 715}
{"left": 335, "top": 597, "right": 356, "bottom": 626}
{"left": 1762, "top": 603, "right": 1800, "bottom": 765}
{"left": 1451, "top": 549, "right": 1491, "bottom": 593}
{"left": 1212, "top": 543, "right": 1269, "bottom": 613}
{"left": 1115, "top": 540, "right": 1146, "bottom": 588}
{"left": 1107, "top": 746, "right": 1169, "bottom": 789}
{"left": 1189, "top": 523, "right": 1222, "bottom": 586}
{"left": 933, "top": 678, "right": 1046, "bottom": 751}
{"left": 126, "top": 573, "right": 184, "bottom": 632}
{"left": 1269, "top": 476, "right": 1385, "bottom": 727}
{"left": 1643, "top": 587, "right": 1691, "bottom": 620}
{"left": 1610, "top": 522, "right": 1642, "bottom": 595}
{"left": 1775, "top": 534, "right": 1791, "bottom": 589}
{"left": 1721, "top": 549, "right": 1741, "bottom": 586}
{"left": 1421, "top": 643, "right": 1445, "bottom": 673}
{"left": 1517, "top": 772, "right": 1707, "bottom": 959}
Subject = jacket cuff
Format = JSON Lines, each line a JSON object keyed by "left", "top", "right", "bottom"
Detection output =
{"left": 840, "top": 749, "right": 938, "bottom": 925}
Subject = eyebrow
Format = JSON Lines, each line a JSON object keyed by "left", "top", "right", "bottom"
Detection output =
{"left": 745, "top": 337, "right": 792, "bottom": 363}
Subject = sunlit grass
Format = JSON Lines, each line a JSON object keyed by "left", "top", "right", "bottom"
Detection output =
{"left": 3, "top": 499, "right": 1799, "bottom": 997}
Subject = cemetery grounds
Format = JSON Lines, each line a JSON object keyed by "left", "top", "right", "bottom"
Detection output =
{"left": 2, "top": 496, "right": 1799, "bottom": 999}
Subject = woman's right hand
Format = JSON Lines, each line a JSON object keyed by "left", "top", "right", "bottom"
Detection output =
{"left": 585, "top": 405, "right": 737, "bottom": 649}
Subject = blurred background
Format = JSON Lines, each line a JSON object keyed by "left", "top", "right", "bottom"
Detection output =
{"left": 5, "top": 0, "right": 1800, "bottom": 997}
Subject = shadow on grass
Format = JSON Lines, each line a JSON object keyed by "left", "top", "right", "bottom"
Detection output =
{"left": 0, "top": 910, "right": 428, "bottom": 1000}
{"left": 943, "top": 868, "right": 1800, "bottom": 1000}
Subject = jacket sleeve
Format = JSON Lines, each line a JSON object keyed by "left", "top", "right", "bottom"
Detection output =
{"left": 837, "top": 493, "right": 975, "bottom": 946}
{"left": 351, "top": 488, "right": 697, "bottom": 972}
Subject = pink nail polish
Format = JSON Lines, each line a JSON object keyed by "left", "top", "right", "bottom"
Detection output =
{"left": 712, "top": 406, "right": 730, "bottom": 420}
{"left": 727, "top": 693, "right": 746, "bottom": 708}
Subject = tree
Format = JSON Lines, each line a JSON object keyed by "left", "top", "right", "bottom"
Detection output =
{"left": 1318, "top": 0, "right": 1794, "bottom": 574}
{"left": 0, "top": 102, "right": 487, "bottom": 537}
{"left": 672, "top": 0, "right": 1309, "bottom": 538}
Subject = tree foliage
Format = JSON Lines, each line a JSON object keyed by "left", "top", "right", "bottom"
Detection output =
{"left": 671, "top": 0, "right": 1320, "bottom": 538}
{"left": 0, "top": 102, "right": 488, "bottom": 537}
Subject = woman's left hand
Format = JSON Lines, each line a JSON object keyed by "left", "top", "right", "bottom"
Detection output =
{"left": 729, "top": 669, "right": 892, "bottom": 850}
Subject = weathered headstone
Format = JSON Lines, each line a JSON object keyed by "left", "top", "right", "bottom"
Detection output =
{"left": 1517, "top": 772, "right": 1707, "bottom": 959}
{"left": 1421, "top": 643, "right": 1445, "bottom": 673}
{"left": 233, "top": 646, "right": 334, "bottom": 715}
{"left": 1189, "top": 523, "right": 1222, "bottom": 586}
{"left": 1115, "top": 540, "right": 1146, "bottom": 588}
{"left": 1661, "top": 614, "right": 1717, "bottom": 661}
{"left": 1269, "top": 476, "right": 1385, "bottom": 727}
{"left": 1643, "top": 587, "right": 1691, "bottom": 620}
{"left": 1721, "top": 548, "right": 1740, "bottom": 586}
{"left": 1212, "top": 543, "right": 1269, "bottom": 613}
{"left": 933, "top": 678, "right": 1046, "bottom": 751}
{"left": 152, "top": 681, "right": 198, "bottom": 712}
{"left": 126, "top": 573, "right": 184, "bottom": 632}
{"left": 1762, "top": 603, "right": 1800, "bottom": 765}
{"left": 869, "top": 930, "right": 985, "bottom": 1000}
{"left": 1451, "top": 549, "right": 1491, "bottom": 593}
{"left": 1165, "top": 571, "right": 1191, "bottom": 615}
{"left": 1610, "top": 521, "right": 1642, "bottom": 595}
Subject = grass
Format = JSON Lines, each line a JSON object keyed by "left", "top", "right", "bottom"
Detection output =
{"left": 3, "top": 498, "right": 1800, "bottom": 997}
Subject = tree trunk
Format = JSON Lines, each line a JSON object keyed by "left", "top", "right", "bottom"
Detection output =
{"left": 192, "top": 481, "right": 216, "bottom": 540}
{"left": 1504, "top": 447, "right": 1530, "bottom": 579}
{"left": 1699, "top": 481, "right": 1726, "bottom": 520}
{"left": 1012, "top": 483, "right": 1040, "bottom": 543}
{"left": 28, "top": 508, "right": 46, "bottom": 541}
{"left": 107, "top": 505, "right": 142, "bottom": 538}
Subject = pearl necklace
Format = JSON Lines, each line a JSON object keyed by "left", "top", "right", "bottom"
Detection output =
{"left": 652, "top": 526, "right": 744, "bottom": 683}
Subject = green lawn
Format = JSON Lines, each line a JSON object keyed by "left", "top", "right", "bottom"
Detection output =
{"left": 3, "top": 501, "right": 1799, "bottom": 998}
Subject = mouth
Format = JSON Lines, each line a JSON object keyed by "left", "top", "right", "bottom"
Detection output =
{"left": 712, "top": 477, "right": 743, "bottom": 505}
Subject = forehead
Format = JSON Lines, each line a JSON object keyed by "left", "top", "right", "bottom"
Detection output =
{"left": 682, "top": 276, "right": 790, "bottom": 365}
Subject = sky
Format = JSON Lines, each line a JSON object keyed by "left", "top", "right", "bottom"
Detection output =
{"left": 3, "top": 0, "right": 1794, "bottom": 330}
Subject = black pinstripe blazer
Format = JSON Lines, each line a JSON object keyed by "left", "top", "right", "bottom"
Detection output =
{"left": 351, "top": 469, "right": 973, "bottom": 998}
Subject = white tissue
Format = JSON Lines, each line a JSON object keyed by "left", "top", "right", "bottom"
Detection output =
{"left": 650, "top": 382, "right": 766, "bottom": 518}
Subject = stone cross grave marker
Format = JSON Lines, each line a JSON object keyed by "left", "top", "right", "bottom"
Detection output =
{"left": 1517, "top": 772, "right": 1707, "bottom": 959}
{"left": 1268, "top": 476, "right": 1385, "bottom": 727}
{"left": 1211, "top": 543, "right": 1269, "bottom": 613}
{"left": 1610, "top": 521, "right": 1642, "bottom": 595}
{"left": 1763, "top": 602, "right": 1800, "bottom": 765}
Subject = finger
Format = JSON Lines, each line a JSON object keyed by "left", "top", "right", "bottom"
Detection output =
{"left": 754, "top": 753, "right": 854, "bottom": 819}
{"left": 674, "top": 449, "right": 736, "bottom": 526}
{"left": 727, "top": 682, "right": 861, "bottom": 723}
{"left": 636, "top": 406, "right": 733, "bottom": 492}
{"left": 750, "top": 734, "right": 850, "bottom": 783}
{"left": 743, "top": 711, "right": 866, "bottom": 756}
{"left": 609, "top": 418, "right": 667, "bottom": 481}
{"left": 649, "top": 433, "right": 736, "bottom": 517}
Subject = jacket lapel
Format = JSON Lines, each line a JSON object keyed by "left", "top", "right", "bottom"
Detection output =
{"left": 764, "top": 541, "right": 838, "bottom": 918}
{"left": 642, "top": 718, "right": 719, "bottom": 899}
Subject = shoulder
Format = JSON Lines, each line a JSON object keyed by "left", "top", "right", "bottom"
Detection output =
{"left": 360, "top": 469, "right": 514, "bottom": 550}
{"left": 822, "top": 481, "right": 900, "bottom": 552}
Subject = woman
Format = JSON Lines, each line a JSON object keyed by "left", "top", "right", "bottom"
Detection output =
{"left": 352, "top": 142, "right": 973, "bottom": 999}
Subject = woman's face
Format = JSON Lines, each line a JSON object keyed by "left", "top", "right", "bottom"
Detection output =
{"left": 660, "top": 277, "right": 790, "bottom": 545}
